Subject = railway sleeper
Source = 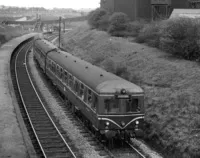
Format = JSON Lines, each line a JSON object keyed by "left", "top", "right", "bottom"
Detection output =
{"left": 38, "top": 135, "right": 61, "bottom": 140}
{"left": 45, "top": 153, "right": 73, "bottom": 158}
{"left": 34, "top": 122, "right": 54, "bottom": 129}
{"left": 36, "top": 130, "right": 58, "bottom": 135}
{"left": 41, "top": 142, "right": 66, "bottom": 148}
{"left": 30, "top": 120, "right": 51, "bottom": 124}
{"left": 39, "top": 137, "right": 64, "bottom": 143}
{"left": 44, "top": 147, "right": 70, "bottom": 154}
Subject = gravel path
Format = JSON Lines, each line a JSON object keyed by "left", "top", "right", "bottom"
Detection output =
{"left": 28, "top": 50, "right": 106, "bottom": 158}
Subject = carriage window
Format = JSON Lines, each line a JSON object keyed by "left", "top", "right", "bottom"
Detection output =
{"left": 69, "top": 75, "right": 74, "bottom": 89}
{"left": 51, "top": 62, "right": 54, "bottom": 72}
{"left": 52, "top": 62, "right": 56, "bottom": 73}
{"left": 64, "top": 71, "right": 68, "bottom": 85}
{"left": 84, "top": 88, "right": 87, "bottom": 103}
{"left": 87, "top": 89, "right": 92, "bottom": 106}
{"left": 92, "top": 94, "right": 97, "bottom": 111}
{"left": 60, "top": 67, "right": 63, "bottom": 79}
{"left": 104, "top": 98, "right": 119, "bottom": 113}
{"left": 74, "top": 80, "right": 80, "bottom": 93}
{"left": 79, "top": 83, "right": 84, "bottom": 99}
{"left": 53, "top": 63, "right": 56, "bottom": 73}
{"left": 56, "top": 65, "right": 59, "bottom": 76}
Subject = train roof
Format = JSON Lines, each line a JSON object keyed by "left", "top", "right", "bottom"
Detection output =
{"left": 34, "top": 38, "right": 57, "bottom": 54}
{"left": 48, "top": 49, "right": 143, "bottom": 95}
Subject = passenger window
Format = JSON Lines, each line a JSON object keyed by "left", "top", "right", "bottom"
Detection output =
{"left": 74, "top": 80, "right": 80, "bottom": 94}
{"left": 60, "top": 67, "right": 63, "bottom": 79}
{"left": 69, "top": 75, "right": 74, "bottom": 89}
{"left": 84, "top": 88, "right": 87, "bottom": 102}
{"left": 52, "top": 63, "right": 55, "bottom": 73}
{"left": 87, "top": 89, "right": 92, "bottom": 106}
{"left": 79, "top": 83, "right": 84, "bottom": 100}
{"left": 64, "top": 71, "right": 68, "bottom": 85}
{"left": 51, "top": 62, "right": 53, "bottom": 72}
{"left": 53, "top": 63, "right": 56, "bottom": 74}
{"left": 92, "top": 94, "right": 97, "bottom": 111}
{"left": 56, "top": 65, "right": 59, "bottom": 76}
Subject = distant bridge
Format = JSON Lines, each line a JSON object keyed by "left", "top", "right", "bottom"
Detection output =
{"left": 3, "top": 16, "right": 86, "bottom": 25}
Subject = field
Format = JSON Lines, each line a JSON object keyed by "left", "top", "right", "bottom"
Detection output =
{"left": 61, "top": 22, "right": 200, "bottom": 158}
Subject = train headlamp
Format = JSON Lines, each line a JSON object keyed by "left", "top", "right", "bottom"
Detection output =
{"left": 121, "top": 89, "right": 126, "bottom": 94}
{"left": 135, "top": 121, "right": 139, "bottom": 125}
{"left": 105, "top": 122, "right": 110, "bottom": 126}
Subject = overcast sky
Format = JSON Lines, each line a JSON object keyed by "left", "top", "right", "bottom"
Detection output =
{"left": 0, "top": 0, "right": 100, "bottom": 9}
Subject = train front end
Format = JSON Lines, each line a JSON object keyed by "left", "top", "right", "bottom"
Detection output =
{"left": 97, "top": 80, "right": 144, "bottom": 140}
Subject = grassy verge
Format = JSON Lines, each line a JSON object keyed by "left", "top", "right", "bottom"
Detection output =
{"left": 61, "top": 23, "right": 200, "bottom": 158}
{"left": 0, "top": 25, "right": 28, "bottom": 45}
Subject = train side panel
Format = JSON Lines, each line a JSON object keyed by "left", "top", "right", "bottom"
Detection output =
{"left": 45, "top": 58, "right": 100, "bottom": 129}
{"left": 33, "top": 46, "right": 46, "bottom": 71}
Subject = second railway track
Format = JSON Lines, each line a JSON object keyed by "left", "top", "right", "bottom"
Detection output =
{"left": 10, "top": 40, "right": 79, "bottom": 158}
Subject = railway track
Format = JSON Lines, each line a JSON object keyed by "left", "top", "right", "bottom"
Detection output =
{"left": 44, "top": 33, "right": 58, "bottom": 42}
{"left": 10, "top": 41, "right": 79, "bottom": 158}
{"left": 27, "top": 47, "right": 147, "bottom": 158}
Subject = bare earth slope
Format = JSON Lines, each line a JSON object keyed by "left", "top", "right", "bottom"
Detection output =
{"left": 62, "top": 24, "right": 200, "bottom": 158}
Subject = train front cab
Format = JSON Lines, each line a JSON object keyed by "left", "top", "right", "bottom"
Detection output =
{"left": 97, "top": 90, "right": 144, "bottom": 140}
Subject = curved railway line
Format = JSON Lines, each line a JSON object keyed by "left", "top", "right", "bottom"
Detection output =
{"left": 10, "top": 41, "right": 79, "bottom": 158}
{"left": 10, "top": 39, "right": 148, "bottom": 158}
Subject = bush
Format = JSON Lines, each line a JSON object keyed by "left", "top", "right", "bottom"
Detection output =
{"left": 160, "top": 18, "right": 200, "bottom": 60}
{"left": 87, "top": 8, "right": 109, "bottom": 31}
{"left": 126, "top": 20, "right": 147, "bottom": 37}
{"left": 107, "top": 12, "right": 130, "bottom": 36}
{"left": 135, "top": 21, "right": 163, "bottom": 47}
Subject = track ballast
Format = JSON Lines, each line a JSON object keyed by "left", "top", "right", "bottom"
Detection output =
{"left": 10, "top": 41, "right": 78, "bottom": 158}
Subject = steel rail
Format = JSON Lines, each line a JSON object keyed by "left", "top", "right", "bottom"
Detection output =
{"left": 25, "top": 41, "right": 77, "bottom": 158}
{"left": 126, "top": 140, "right": 146, "bottom": 158}
{"left": 14, "top": 42, "right": 77, "bottom": 158}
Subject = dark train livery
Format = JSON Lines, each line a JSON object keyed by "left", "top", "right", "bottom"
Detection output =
{"left": 33, "top": 38, "right": 145, "bottom": 140}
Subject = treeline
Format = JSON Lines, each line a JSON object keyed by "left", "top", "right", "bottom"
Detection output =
{"left": 0, "top": 6, "right": 47, "bottom": 11}
{"left": 0, "top": 6, "right": 79, "bottom": 13}
{"left": 88, "top": 8, "right": 200, "bottom": 61}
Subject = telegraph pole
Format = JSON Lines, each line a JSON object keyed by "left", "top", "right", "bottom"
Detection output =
{"left": 59, "top": 16, "right": 61, "bottom": 48}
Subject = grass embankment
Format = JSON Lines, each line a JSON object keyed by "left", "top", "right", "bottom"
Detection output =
{"left": 0, "top": 25, "right": 28, "bottom": 45}
{"left": 61, "top": 23, "right": 200, "bottom": 158}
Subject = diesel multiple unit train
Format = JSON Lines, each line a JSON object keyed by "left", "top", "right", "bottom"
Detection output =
{"left": 33, "top": 38, "right": 145, "bottom": 140}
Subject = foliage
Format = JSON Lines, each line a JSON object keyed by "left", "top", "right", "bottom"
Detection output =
{"left": 135, "top": 21, "right": 163, "bottom": 47}
{"left": 107, "top": 12, "right": 130, "bottom": 36}
{"left": 87, "top": 8, "right": 109, "bottom": 31}
{"left": 160, "top": 18, "right": 200, "bottom": 60}
{"left": 126, "top": 20, "right": 147, "bottom": 37}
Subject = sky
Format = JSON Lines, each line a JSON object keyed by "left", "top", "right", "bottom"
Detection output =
{"left": 0, "top": 0, "right": 100, "bottom": 9}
